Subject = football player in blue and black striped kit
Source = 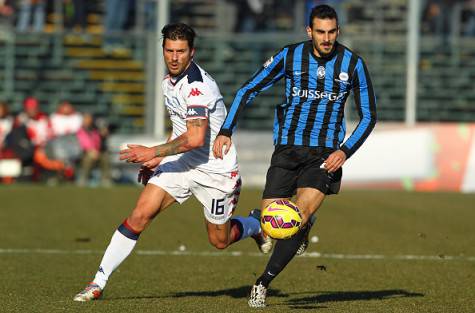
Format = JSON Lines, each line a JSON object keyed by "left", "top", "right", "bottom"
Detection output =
{"left": 213, "top": 4, "right": 377, "bottom": 308}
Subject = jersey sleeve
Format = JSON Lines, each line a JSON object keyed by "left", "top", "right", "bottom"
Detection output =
{"left": 218, "top": 48, "right": 287, "bottom": 137}
{"left": 340, "top": 58, "right": 377, "bottom": 158}
{"left": 182, "top": 81, "right": 213, "bottom": 120}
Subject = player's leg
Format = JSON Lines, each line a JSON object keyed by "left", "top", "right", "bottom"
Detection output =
{"left": 205, "top": 214, "right": 262, "bottom": 249}
{"left": 74, "top": 184, "right": 175, "bottom": 301}
{"left": 295, "top": 151, "right": 342, "bottom": 255}
{"left": 249, "top": 146, "right": 334, "bottom": 307}
{"left": 248, "top": 190, "right": 325, "bottom": 307}
{"left": 192, "top": 170, "right": 266, "bottom": 250}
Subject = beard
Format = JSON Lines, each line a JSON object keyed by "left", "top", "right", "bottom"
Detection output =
{"left": 316, "top": 42, "right": 335, "bottom": 57}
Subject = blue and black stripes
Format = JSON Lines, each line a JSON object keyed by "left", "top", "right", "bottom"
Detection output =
{"left": 219, "top": 40, "right": 376, "bottom": 158}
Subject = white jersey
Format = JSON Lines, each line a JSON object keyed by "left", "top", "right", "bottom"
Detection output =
{"left": 161, "top": 61, "right": 238, "bottom": 173}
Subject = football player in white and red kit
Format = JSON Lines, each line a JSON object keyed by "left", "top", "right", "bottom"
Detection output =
{"left": 73, "top": 23, "right": 271, "bottom": 302}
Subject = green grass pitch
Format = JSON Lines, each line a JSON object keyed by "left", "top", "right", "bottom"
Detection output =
{"left": 0, "top": 186, "right": 474, "bottom": 312}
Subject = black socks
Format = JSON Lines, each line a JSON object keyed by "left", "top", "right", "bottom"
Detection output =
{"left": 256, "top": 224, "right": 309, "bottom": 287}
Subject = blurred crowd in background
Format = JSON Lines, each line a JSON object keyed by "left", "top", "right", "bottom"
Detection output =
{"left": 0, "top": 98, "right": 111, "bottom": 186}
{"left": 1, "top": 0, "right": 475, "bottom": 187}
{"left": 0, "top": 1, "right": 473, "bottom": 36}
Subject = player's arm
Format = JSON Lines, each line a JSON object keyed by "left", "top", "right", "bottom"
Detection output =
{"left": 137, "top": 133, "right": 174, "bottom": 185}
{"left": 120, "top": 118, "right": 208, "bottom": 164}
{"left": 213, "top": 48, "right": 287, "bottom": 159}
{"left": 339, "top": 57, "right": 377, "bottom": 160}
{"left": 142, "top": 132, "right": 172, "bottom": 169}
{"left": 155, "top": 118, "right": 208, "bottom": 156}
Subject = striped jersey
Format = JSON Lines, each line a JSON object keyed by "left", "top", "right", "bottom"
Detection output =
{"left": 218, "top": 41, "right": 377, "bottom": 158}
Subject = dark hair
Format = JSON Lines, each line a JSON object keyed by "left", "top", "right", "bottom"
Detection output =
{"left": 161, "top": 23, "right": 196, "bottom": 49}
{"left": 308, "top": 5, "right": 338, "bottom": 27}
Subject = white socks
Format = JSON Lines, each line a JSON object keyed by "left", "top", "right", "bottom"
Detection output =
{"left": 93, "top": 230, "right": 137, "bottom": 289}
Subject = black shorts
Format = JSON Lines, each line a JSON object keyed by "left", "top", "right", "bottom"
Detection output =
{"left": 262, "top": 145, "right": 342, "bottom": 199}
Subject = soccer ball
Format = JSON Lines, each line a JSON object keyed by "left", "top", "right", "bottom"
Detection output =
{"left": 261, "top": 200, "right": 302, "bottom": 239}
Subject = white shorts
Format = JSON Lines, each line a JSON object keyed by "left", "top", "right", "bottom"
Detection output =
{"left": 148, "top": 157, "right": 241, "bottom": 225}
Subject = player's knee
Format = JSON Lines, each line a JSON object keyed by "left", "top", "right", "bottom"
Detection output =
{"left": 128, "top": 210, "right": 152, "bottom": 232}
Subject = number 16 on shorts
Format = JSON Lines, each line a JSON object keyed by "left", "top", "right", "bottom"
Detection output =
{"left": 211, "top": 198, "right": 225, "bottom": 215}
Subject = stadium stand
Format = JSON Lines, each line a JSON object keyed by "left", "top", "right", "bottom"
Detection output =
{"left": 1, "top": 0, "right": 475, "bottom": 137}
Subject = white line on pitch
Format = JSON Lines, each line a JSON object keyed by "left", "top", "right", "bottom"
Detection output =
{"left": 0, "top": 248, "right": 474, "bottom": 262}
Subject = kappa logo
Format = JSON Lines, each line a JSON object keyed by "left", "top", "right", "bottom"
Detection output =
{"left": 187, "top": 108, "right": 198, "bottom": 116}
{"left": 188, "top": 88, "right": 203, "bottom": 97}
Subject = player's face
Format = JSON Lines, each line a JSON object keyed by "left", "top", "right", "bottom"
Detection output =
{"left": 307, "top": 18, "right": 339, "bottom": 57}
{"left": 163, "top": 39, "right": 194, "bottom": 77}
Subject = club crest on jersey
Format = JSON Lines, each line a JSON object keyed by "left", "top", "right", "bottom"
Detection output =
{"left": 188, "top": 88, "right": 203, "bottom": 97}
{"left": 263, "top": 56, "right": 274, "bottom": 68}
{"left": 317, "top": 66, "right": 326, "bottom": 79}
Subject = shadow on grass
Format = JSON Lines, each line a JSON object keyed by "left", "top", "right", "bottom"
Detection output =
{"left": 109, "top": 287, "right": 423, "bottom": 310}
{"left": 169, "top": 285, "right": 288, "bottom": 299}
{"left": 285, "top": 289, "right": 424, "bottom": 309}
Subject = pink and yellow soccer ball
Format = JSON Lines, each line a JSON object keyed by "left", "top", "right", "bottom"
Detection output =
{"left": 261, "top": 200, "right": 302, "bottom": 239}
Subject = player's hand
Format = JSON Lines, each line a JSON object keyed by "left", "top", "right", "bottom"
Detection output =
{"left": 137, "top": 166, "right": 154, "bottom": 185}
{"left": 119, "top": 144, "right": 155, "bottom": 163}
{"left": 213, "top": 135, "right": 232, "bottom": 159}
{"left": 324, "top": 150, "right": 347, "bottom": 173}
{"left": 143, "top": 156, "right": 163, "bottom": 168}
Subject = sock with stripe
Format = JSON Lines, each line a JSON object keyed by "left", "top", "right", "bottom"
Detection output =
{"left": 93, "top": 219, "right": 141, "bottom": 289}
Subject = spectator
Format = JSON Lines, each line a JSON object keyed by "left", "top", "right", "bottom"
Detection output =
{"left": 103, "top": 0, "right": 131, "bottom": 54}
{"left": 463, "top": 0, "right": 475, "bottom": 36}
{"left": 0, "top": 0, "right": 14, "bottom": 26}
{"left": 2, "top": 101, "right": 34, "bottom": 167}
{"left": 16, "top": 97, "right": 72, "bottom": 181}
{"left": 16, "top": 97, "right": 52, "bottom": 147}
{"left": 64, "top": 0, "right": 88, "bottom": 32}
{"left": 48, "top": 100, "right": 83, "bottom": 167}
{"left": 76, "top": 113, "right": 111, "bottom": 187}
{"left": 16, "top": 0, "right": 46, "bottom": 32}
{"left": 422, "top": 0, "right": 465, "bottom": 41}
{"left": 233, "top": 0, "right": 266, "bottom": 32}
{"left": 50, "top": 100, "right": 82, "bottom": 137}
{"left": 0, "top": 102, "right": 22, "bottom": 184}
{"left": 0, "top": 101, "right": 13, "bottom": 150}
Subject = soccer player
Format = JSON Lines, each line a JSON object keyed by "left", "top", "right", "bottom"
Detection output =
{"left": 73, "top": 23, "right": 271, "bottom": 302}
{"left": 213, "top": 5, "right": 377, "bottom": 308}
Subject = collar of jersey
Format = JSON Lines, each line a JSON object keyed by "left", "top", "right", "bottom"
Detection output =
{"left": 169, "top": 61, "right": 195, "bottom": 86}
